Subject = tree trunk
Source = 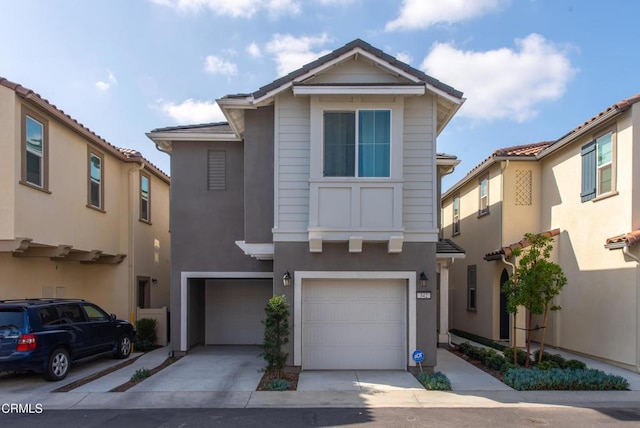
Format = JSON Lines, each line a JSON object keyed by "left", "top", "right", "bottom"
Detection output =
{"left": 525, "top": 311, "right": 533, "bottom": 367}
{"left": 512, "top": 310, "right": 518, "bottom": 364}
{"left": 538, "top": 304, "right": 549, "bottom": 363}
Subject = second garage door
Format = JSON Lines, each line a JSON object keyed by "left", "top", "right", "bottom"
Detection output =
{"left": 302, "top": 278, "right": 406, "bottom": 370}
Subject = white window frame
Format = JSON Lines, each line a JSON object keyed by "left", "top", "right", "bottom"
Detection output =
{"left": 88, "top": 151, "right": 103, "bottom": 210}
{"left": 596, "top": 131, "right": 613, "bottom": 196}
{"left": 322, "top": 109, "right": 392, "bottom": 178}
{"left": 140, "top": 173, "right": 151, "bottom": 223}
{"left": 452, "top": 195, "right": 460, "bottom": 235}
{"left": 479, "top": 175, "right": 489, "bottom": 216}
{"left": 25, "top": 115, "right": 44, "bottom": 188}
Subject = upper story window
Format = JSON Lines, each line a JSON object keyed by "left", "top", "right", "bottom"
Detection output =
{"left": 452, "top": 195, "right": 460, "bottom": 235}
{"left": 478, "top": 175, "right": 489, "bottom": 216}
{"left": 581, "top": 129, "right": 616, "bottom": 202}
{"left": 21, "top": 107, "right": 49, "bottom": 192}
{"left": 140, "top": 173, "right": 151, "bottom": 223}
{"left": 323, "top": 110, "right": 390, "bottom": 178}
{"left": 467, "top": 265, "right": 477, "bottom": 311}
{"left": 88, "top": 150, "right": 104, "bottom": 210}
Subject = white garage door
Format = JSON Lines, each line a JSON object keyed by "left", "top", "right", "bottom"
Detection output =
{"left": 302, "top": 278, "right": 406, "bottom": 370}
{"left": 205, "top": 279, "right": 272, "bottom": 345}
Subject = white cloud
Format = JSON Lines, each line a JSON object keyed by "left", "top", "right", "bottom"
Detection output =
{"left": 247, "top": 42, "right": 262, "bottom": 58}
{"left": 386, "top": 0, "right": 510, "bottom": 31}
{"left": 204, "top": 55, "right": 238, "bottom": 76}
{"left": 96, "top": 70, "right": 117, "bottom": 92}
{"left": 157, "top": 99, "right": 226, "bottom": 124}
{"left": 318, "top": 0, "right": 358, "bottom": 4}
{"left": 420, "top": 34, "right": 577, "bottom": 122}
{"left": 265, "top": 33, "right": 332, "bottom": 77}
{"left": 151, "top": 0, "right": 300, "bottom": 18}
{"left": 395, "top": 52, "right": 413, "bottom": 65}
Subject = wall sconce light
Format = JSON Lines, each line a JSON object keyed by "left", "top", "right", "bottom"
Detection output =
{"left": 282, "top": 271, "right": 292, "bottom": 287}
{"left": 151, "top": 278, "right": 158, "bottom": 285}
{"left": 419, "top": 272, "right": 428, "bottom": 288}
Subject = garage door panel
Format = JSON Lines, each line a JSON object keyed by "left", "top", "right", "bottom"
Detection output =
{"left": 302, "top": 278, "right": 407, "bottom": 370}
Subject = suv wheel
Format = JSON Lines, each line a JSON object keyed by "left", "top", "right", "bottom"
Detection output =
{"left": 114, "top": 335, "right": 132, "bottom": 359}
{"left": 44, "top": 348, "right": 70, "bottom": 381}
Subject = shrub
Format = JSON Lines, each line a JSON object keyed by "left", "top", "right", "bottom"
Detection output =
{"left": 534, "top": 350, "right": 567, "bottom": 368}
{"left": 486, "top": 353, "right": 508, "bottom": 371}
{"left": 260, "top": 295, "right": 290, "bottom": 378}
{"left": 565, "top": 359, "right": 587, "bottom": 370}
{"left": 130, "top": 368, "right": 150, "bottom": 382}
{"left": 265, "top": 378, "right": 290, "bottom": 391}
{"left": 503, "top": 347, "right": 530, "bottom": 366}
{"left": 417, "top": 372, "right": 452, "bottom": 390}
{"left": 135, "top": 318, "right": 158, "bottom": 352}
{"left": 500, "top": 362, "right": 518, "bottom": 375}
{"left": 503, "top": 367, "right": 629, "bottom": 391}
{"left": 536, "top": 360, "right": 559, "bottom": 371}
{"left": 457, "top": 342, "right": 472, "bottom": 355}
{"left": 450, "top": 329, "right": 507, "bottom": 351}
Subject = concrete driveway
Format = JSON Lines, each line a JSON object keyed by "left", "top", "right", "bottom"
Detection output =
{"left": 298, "top": 370, "right": 424, "bottom": 391}
{"left": 129, "top": 346, "right": 265, "bottom": 392}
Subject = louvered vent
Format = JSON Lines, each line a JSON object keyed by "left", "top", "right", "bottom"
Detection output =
{"left": 208, "top": 150, "right": 226, "bottom": 190}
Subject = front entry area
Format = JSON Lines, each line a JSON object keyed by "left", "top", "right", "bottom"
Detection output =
{"left": 299, "top": 275, "right": 411, "bottom": 370}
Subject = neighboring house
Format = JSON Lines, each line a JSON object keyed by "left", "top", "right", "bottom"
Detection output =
{"left": 0, "top": 77, "right": 171, "bottom": 325}
{"left": 148, "top": 39, "right": 465, "bottom": 370}
{"left": 442, "top": 93, "right": 640, "bottom": 372}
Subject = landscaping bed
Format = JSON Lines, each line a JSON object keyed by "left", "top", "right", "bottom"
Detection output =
{"left": 257, "top": 368, "right": 299, "bottom": 391}
{"left": 452, "top": 341, "right": 629, "bottom": 391}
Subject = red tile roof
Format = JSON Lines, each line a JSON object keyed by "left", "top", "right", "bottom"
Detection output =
{"left": 0, "top": 77, "right": 169, "bottom": 181}
{"left": 605, "top": 230, "right": 640, "bottom": 249}
{"left": 493, "top": 141, "right": 552, "bottom": 157}
{"left": 484, "top": 228, "right": 560, "bottom": 260}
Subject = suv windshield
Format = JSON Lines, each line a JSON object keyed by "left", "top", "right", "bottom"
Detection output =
{"left": 0, "top": 309, "right": 25, "bottom": 331}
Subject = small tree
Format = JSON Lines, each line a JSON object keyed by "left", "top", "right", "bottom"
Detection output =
{"left": 502, "top": 233, "right": 567, "bottom": 366}
{"left": 260, "top": 295, "right": 290, "bottom": 378}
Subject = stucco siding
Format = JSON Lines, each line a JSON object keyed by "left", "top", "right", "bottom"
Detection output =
{"left": 403, "top": 95, "right": 435, "bottom": 236}
{"left": 0, "top": 87, "right": 16, "bottom": 239}
{"left": 539, "top": 112, "right": 638, "bottom": 367}
{"left": 275, "top": 92, "right": 310, "bottom": 234}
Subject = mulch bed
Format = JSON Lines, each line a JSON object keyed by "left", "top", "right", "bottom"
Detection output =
{"left": 257, "top": 367, "right": 299, "bottom": 391}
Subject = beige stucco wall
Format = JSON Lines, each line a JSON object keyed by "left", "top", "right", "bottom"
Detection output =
{"left": 1, "top": 95, "right": 171, "bottom": 322}
{"left": 539, "top": 109, "right": 639, "bottom": 368}
{"left": 0, "top": 87, "right": 16, "bottom": 238}
{"left": 443, "top": 163, "right": 503, "bottom": 340}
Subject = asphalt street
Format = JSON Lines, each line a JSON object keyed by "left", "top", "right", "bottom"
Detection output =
{"left": 2, "top": 407, "right": 640, "bottom": 427}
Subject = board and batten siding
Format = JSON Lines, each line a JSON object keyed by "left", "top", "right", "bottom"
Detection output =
{"left": 402, "top": 95, "right": 436, "bottom": 240}
{"left": 275, "top": 92, "right": 311, "bottom": 239}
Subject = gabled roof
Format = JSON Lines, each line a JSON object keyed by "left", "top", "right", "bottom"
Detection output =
{"left": 443, "top": 141, "right": 551, "bottom": 199}
{"left": 538, "top": 93, "right": 640, "bottom": 158}
{"left": 605, "top": 230, "right": 640, "bottom": 250}
{"left": 484, "top": 228, "right": 560, "bottom": 261}
{"left": 149, "top": 122, "right": 233, "bottom": 134}
{"left": 217, "top": 38, "right": 464, "bottom": 139}
{"left": 1, "top": 77, "right": 169, "bottom": 182}
{"left": 227, "top": 39, "right": 462, "bottom": 101}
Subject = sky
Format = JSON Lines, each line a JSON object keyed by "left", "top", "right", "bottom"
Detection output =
{"left": 1, "top": 0, "right": 637, "bottom": 190}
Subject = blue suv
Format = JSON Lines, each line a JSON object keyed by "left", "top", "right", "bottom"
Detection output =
{"left": 0, "top": 298, "right": 136, "bottom": 381}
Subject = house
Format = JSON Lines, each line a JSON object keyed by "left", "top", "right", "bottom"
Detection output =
{"left": 442, "top": 93, "right": 640, "bottom": 372}
{"left": 0, "top": 77, "right": 171, "bottom": 328}
{"left": 147, "top": 39, "right": 465, "bottom": 370}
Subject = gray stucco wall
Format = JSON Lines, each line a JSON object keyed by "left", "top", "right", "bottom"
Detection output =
{"left": 170, "top": 140, "right": 272, "bottom": 352}
{"left": 244, "top": 106, "right": 274, "bottom": 244}
{"left": 273, "top": 241, "right": 438, "bottom": 367}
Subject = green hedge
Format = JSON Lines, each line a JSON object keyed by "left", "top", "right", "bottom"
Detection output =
{"left": 449, "top": 329, "right": 507, "bottom": 351}
{"left": 416, "top": 372, "right": 452, "bottom": 390}
{"left": 503, "top": 367, "right": 629, "bottom": 391}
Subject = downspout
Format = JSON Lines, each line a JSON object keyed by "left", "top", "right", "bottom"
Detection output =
{"left": 501, "top": 254, "right": 517, "bottom": 349}
{"left": 128, "top": 163, "right": 145, "bottom": 323}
